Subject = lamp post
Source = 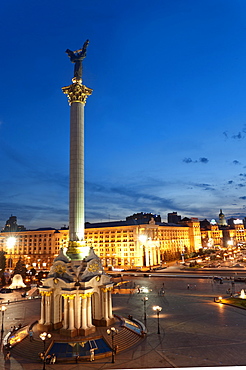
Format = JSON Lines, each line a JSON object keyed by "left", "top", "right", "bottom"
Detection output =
{"left": 153, "top": 305, "right": 162, "bottom": 334}
{"left": 1, "top": 306, "right": 7, "bottom": 334}
{"left": 39, "top": 332, "right": 51, "bottom": 370}
{"left": 142, "top": 296, "right": 148, "bottom": 321}
{"left": 107, "top": 327, "right": 118, "bottom": 363}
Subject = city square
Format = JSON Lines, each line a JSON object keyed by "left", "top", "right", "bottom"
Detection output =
{"left": 0, "top": 269, "right": 246, "bottom": 369}
{"left": 2, "top": 2, "right": 246, "bottom": 370}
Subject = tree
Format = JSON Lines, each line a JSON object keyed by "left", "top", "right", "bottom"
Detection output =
{"left": 13, "top": 258, "right": 27, "bottom": 279}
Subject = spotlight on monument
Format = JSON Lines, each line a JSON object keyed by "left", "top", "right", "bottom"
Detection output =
{"left": 6, "top": 237, "right": 16, "bottom": 249}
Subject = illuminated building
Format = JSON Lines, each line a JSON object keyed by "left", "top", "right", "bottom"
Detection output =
{"left": 200, "top": 222, "right": 223, "bottom": 248}
{"left": 218, "top": 209, "right": 227, "bottom": 227}
{"left": 223, "top": 219, "right": 246, "bottom": 247}
{"left": 0, "top": 214, "right": 202, "bottom": 271}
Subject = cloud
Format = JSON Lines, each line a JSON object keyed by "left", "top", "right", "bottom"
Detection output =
{"left": 231, "top": 132, "right": 244, "bottom": 139}
{"left": 199, "top": 157, "right": 209, "bottom": 164}
{"left": 222, "top": 128, "right": 246, "bottom": 140}
{"left": 233, "top": 160, "right": 241, "bottom": 165}
{"left": 183, "top": 157, "right": 193, "bottom": 164}
{"left": 191, "top": 182, "right": 215, "bottom": 191}
{"left": 183, "top": 157, "right": 209, "bottom": 164}
{"left": 0, "top": 202, "right": 68, "bottom": 229}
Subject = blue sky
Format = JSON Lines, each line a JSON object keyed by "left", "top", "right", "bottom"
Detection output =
{"left": 1, "top": 0, "right": 246, "bottom": 229}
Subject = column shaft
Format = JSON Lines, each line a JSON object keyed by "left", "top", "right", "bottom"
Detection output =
{"left": 69, "top": 102, "right": 85, "bottom": 241}
{"left": 45, "top": 295, "right": 51, "bottom": 325}
{"left": 63, "top": 297, "right": 68, "bottom": 329}
{"left": 40, "top": 294, "right": 45, "bottom": 324}
{"left": 87, "top": 295, "right": 92, "bottom": 327}
{"left": 68, "top": 297, "right": 75, "bottom": 330}
{"left": 108, "top": 290, "right": 113, "bottom": 319}
{"left": 81, "top": 297, "right": 87, "bottom": 330}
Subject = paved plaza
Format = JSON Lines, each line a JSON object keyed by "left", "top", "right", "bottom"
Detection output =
{"left": 0, "top": 272, "right": 246, "bottom": 369}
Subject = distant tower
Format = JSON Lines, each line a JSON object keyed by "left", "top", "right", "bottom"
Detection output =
{"left": 62, "top": 41, "right": 93, "bottom": 260}
{"left": 218, "top": 209, "right": 227, "bottom": 226}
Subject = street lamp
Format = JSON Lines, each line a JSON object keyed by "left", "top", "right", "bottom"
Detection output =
{"left": 107, "top": 327, "right": 118, "bottom": 363}
{"left": 39, "top": 332, "right": 51, "bottom": 370}
{"left": 153, "top": 305, "right": 162, "bottom": 334}
{"left": 142, "top": 296, "right": 148, "bottom": 321}
{"left": 1, "top": 306, "right": 7, "bottom": 334}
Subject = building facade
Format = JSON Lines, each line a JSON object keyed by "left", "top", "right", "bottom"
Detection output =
{"left": 0, "top": 215, "right": 202, "bottom": 272}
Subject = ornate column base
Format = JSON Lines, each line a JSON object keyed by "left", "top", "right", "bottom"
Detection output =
{"left": 37, "top": 322, "right": 54, "bottom": 332}
{"left": 60, "top": 328, "right": 78, "bottom": 338}
{"left": 78, "top": 325, "right": 96, "bottom": 337}
{"left": 92, "top": 317, "right": 115, "bottom": 327}
{"left": 53, "top": 321, "right": 63, "bottom": 330}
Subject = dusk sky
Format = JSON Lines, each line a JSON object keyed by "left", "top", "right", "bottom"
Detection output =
{"left": 1, "top": 0, "right": 246, "bottom": 230}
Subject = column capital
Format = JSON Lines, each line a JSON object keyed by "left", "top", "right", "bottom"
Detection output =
{"left": 62, "top": 81, "right": 92, "bottom": 105}
{"left": 41, "top": 291, "right": 52, "bottom": 297}
{"left": 62, "top": 293, "right": 75, "bottom": 299}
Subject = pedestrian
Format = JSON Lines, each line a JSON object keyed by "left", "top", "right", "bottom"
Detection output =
{"left": 46, "top": 354, "right": 51, "bottom": 364}
{"left": 50, "top": 353, "right": 56, "bottom": 364}
{"left": 29, "top": 329, "right": 34, "bottom": 341}
{"left": 5, "top": 351, "right": 11, "bottom": 361}
{"left": 75, "top": 355, "right": 79, "bottom": 363}
{"left": 90, "top": 348, "right": 95, "bottom": 361}
{"left": 187, "top": 284, "right": 190, "bottom": 290}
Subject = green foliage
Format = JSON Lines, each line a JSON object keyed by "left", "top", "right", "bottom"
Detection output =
{"left": 221, "top": 297, "right": 246, "bottom": 309}
{"left": 13, "top": 258, "right": 27, "bottom": 279}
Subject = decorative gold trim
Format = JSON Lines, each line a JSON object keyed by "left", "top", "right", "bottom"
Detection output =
{"left": 79, "top": 292, "right": 93, "bottom": 299}
{"left": 61, "top": 293, "right": 75, "bottom": 299}
{"left": 101, "top": 286, "right": 113, "bottom": 293}
{"left": 40, "top": 291, "right": 52, "bottom": 297}
{"left": 62, "top": 81, "right": 92, "bottom": 105}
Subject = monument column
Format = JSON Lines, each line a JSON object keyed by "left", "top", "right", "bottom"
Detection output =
{"left": 62, "top": 40, "right": 92, "bottom": 260}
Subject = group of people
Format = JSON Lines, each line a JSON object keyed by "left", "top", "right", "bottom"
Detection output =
{"left": 39, "top": 352, "right": 56, "bottom": 364}
{"left": 10, "top": 323, "right": 22, "bottom": 333}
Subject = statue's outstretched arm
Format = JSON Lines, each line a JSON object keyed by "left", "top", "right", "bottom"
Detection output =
{"left": 65, "top": 49, "right": 75, "bottom": 59}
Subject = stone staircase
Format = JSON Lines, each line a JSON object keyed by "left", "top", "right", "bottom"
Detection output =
{"left": 10, "top": 324, "right": 144, "bottom": 363}
{"left": 103, "top": 326, "right": 144, "bottom": 352}
{"left": 10, "top": 335, "right": 52, "bottom": 362}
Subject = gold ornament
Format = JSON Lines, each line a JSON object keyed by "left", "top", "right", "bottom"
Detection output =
{"left": 54, "top": 264, "right": 67, "bottom": 275}
{"left": 88, "top": 261, "right": 100, "bottom": 272}
{"left": 62, "top": 81, "right": 92, "bottom": 105}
